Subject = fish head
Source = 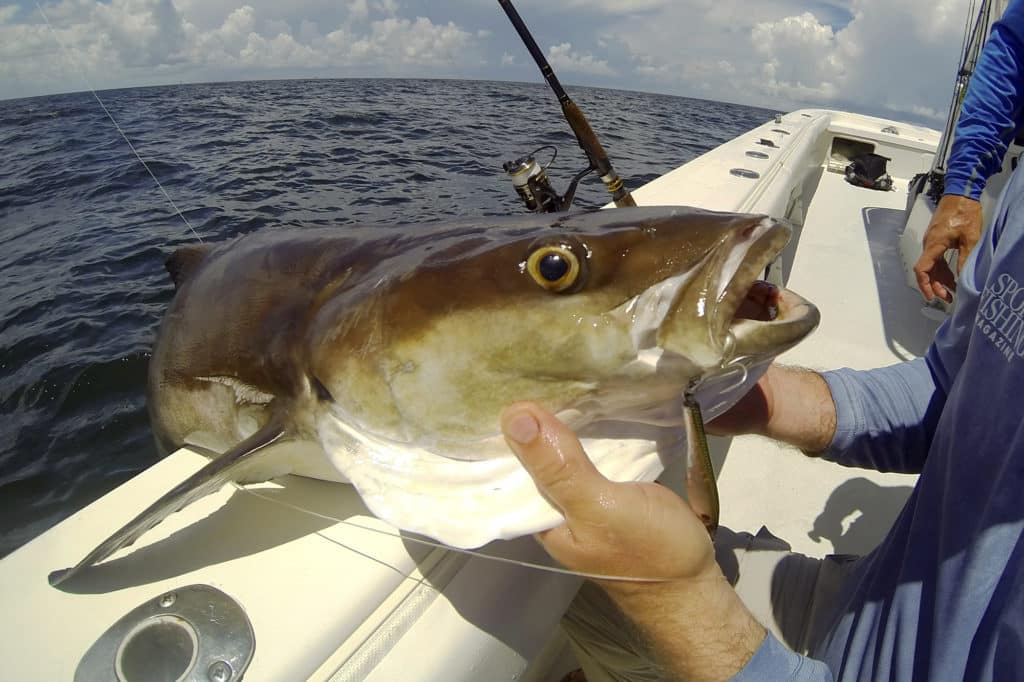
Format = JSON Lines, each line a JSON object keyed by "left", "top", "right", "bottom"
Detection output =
{"left": 309, "top": 207, "right": 819, "bottom": 457}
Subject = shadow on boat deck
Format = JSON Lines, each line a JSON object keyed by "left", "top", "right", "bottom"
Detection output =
{"left": 808, "top": 477, "right": 914, "bottom": 556}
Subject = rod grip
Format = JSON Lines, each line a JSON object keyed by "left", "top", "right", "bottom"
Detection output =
{"left": 563, "top": 102, "right": 636, "bottom": 207}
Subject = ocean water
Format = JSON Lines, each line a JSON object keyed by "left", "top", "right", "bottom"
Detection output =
{"left": 0, "top": 78, "right": 778, "bottom": 557}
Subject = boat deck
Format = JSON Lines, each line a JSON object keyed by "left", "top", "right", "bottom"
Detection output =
{"left": 704, "top": 170, "right": 940, "bottom": 556}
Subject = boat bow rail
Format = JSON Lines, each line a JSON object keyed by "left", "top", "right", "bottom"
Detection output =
{"left": 634, "top": 109, "right": 938, "bottom": 222}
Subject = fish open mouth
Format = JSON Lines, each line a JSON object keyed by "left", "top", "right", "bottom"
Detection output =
{"left": 733, "top": 280, "right": 780, "bottom": 322}
{"left": 646, "top": 216, "right": 817, "bottom": 365}
{"left": 717, "top": 222, "right": 820, "bottom": 360}
{"left": 655, "top": 215, "right": 819, "bottom": 363}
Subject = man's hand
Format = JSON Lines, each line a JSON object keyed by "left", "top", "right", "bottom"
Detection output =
{"left": 501, "top": 402, "right": 765, "bottom": 679}
{"left": 913, "top": 194, "right": 983, "bottom": 303}
{"left": 501, "top": 402, "right": 718, "bottom": 586}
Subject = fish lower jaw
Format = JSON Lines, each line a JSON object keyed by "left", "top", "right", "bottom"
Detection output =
{"left": 724, "top": 287, "right": 820, "bottom": 357}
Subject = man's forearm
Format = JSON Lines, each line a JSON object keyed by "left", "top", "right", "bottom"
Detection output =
{"left": 760, "top": 365, "right": 837, "bottom": 454}
{"left": 603, "top": 575, "right": 766, "bottom": 680}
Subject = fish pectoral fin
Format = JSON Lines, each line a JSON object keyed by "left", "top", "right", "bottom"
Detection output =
{"left": 49, "top": 421, "right": 287, "bottom": 587}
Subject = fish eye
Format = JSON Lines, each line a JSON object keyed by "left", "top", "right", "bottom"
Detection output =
{"left": 526, "top": 243, "right": 584, "bottom": 293}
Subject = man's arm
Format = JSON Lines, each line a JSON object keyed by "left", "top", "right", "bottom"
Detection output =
{"left": 708, "top": 364, "right": 836, "bottom": 453}
{"left": 710, "top": 359, "right": 942, "bottom": 474}
{"left": 943, "top": 0, "right": 1024, "bottom": 201}
{"left": 914, "top": 0, "right": 1024, "bottom": 302}
{"left": 502, "top": 404, "right": 832, "bottom": 680}
{"left": 760, "top": 214, "right": 989, "bottom": 472}
{"left": 819, "top": 360, "right": 944, "bottom": 473}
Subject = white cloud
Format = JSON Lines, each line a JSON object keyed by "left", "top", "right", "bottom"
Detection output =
{"left": 0, "top": 0, "right": 973, "bottom": 125}
{"left": 347, "top": 0, "right": 369, "bottom": 21}
{"left": 240, "top": 30, "right": 325, "bottom": 68}
{"left": 92, "top": 0, "right": 187, "bottom": 67}
{"left": 744, "top": 0, "right": 968, "bottom": 117}
{"left": 751, "top": 12, "right": 843, "bottom": 102}
{"left": 539, "top": 0, "right": 671, "bottom": 15}
{"left": 547, "top": 42, "right": 616, "bottom": 77}
{"left": 587, "top": 0, "right": 968, "bottom": 119}
{"left": 332, "top": 17, "right": 472, "bottom": 66}
{"left": 0, "top": 2, "right": 479, "bottom": 97}
{"left": 185, "top": 5, "right": 256, "bottom": 65}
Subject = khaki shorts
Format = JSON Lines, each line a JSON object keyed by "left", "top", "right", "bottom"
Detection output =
{"left": 562, "top": 526, "right": 859, "bottom": 682}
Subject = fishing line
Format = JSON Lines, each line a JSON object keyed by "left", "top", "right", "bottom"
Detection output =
{"left": 233, "top": 483, "right": 672, "bottom": 584}
{"left": 33, "top": 1, "right": 203, "bottom": 243}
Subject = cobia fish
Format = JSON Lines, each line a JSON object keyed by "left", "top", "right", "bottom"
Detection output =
{"left": 49, "top": 206, "right": 819, "bottom": 586}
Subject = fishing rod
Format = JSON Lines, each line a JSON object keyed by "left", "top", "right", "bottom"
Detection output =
{"left": 498, "top": 0, "right": 637, "bottom": 212}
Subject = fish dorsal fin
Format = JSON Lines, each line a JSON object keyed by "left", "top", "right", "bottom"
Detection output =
{"left": 49, "top": 419, "right": 287, "bottom": 587}
{"left": 165, "top": 244, "right": 213, "bottom": 290}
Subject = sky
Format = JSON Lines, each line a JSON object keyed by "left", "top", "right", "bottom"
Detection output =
{"left": 0, "top": 0, "right": 975, "bottom": 124}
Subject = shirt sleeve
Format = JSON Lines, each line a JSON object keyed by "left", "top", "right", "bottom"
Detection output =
{"left": 730, "top": 632, "right": 834, "bottom": 681}
{"left": 818, "top": 359, "right": 944, "bottom": 473}
{"left": 944, "top": 0, "right": 1024, "bottom": 199}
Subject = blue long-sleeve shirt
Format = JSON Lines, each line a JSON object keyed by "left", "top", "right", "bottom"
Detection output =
{"left": 734, "top": 111, "right": 1024, "bottom": 681}
{"left": 945, "top": 0, "right": 1024, "bottom": 199}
